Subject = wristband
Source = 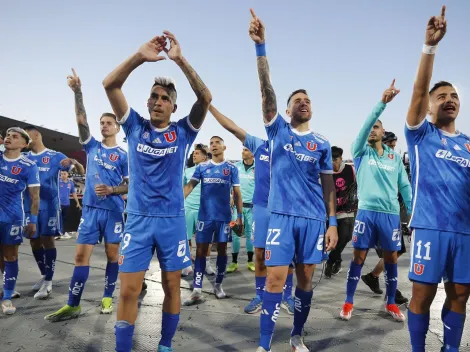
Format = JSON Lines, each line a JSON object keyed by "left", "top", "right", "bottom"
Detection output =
{"left": 237, "top": 213, "right": 243, "bottom": 219}
{"left": 255, "top": 43, "right": 266, "bottom": 56}
{"left": 422, "top": 44, "right": 437, "bottom": 55}
{"left": 29, "top": 215, "right": 38, "bottom": 224}
{"left": 329, "top": 216, "right": 338, "bottom": 227}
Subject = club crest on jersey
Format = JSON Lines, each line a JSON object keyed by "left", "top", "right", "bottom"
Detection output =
{"left": 118, "top": 255, "right": 125, "bottom": 265}
{"left": 164, "top": 131, "right": 177, "bottom": 143}
{"left": 11, "top": 166, "right": 22, "bottom": 175}
{"left": 223, "top": 168, "right": 230, "bottom": 176}
{"left": 352, "top": 235, "right": 357, "bottom": 243}
{"left": 413, "top": 263, "right": 424, "bottom": 276}
{"left": 306, "top": 142, "right": 317, "bottom": 151}
{"left": 265, "top": 250, "right": 271, "bottom": 260}
{"left": 442, "top": 138, "right": 448, "bottom": 146}
{"left": 109, "top": 153, "right": 119, "bottom": 162}
{"left": 42, "top": 156, "right": 50, "bottom": 164}
{"left": 388, "top": 154, "right": 394, "bottom": 160}
{"left": 465, "top": 143, "right": 470, "bottom": 152}
{"left": 142, "top": 132, "right": 149, "bottom": 139}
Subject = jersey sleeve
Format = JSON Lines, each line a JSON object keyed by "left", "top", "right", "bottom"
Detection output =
{"left": 244, "top": 134, "right": 265, "bottom": 153}
{"left": 177, "top": 116, "right": 200, "bottom": 147}
{"left": 264, "top": 113, "right": 286, "bottom": 140}
{"left": 27, "top": 164, "right": 40, "bottom": 187}
{"left": 398, "top": 160, "right": 412, "bottom": 214}
{"left": 231, "top": 166, "right": 240, "bottom": 186}
{"left": 118, "top": 108, "right": 145, "bottom": 137}
{"left": 80, "top": 135, "right": 99, "bottom": 153}
{"left": 191, "top": 165, "right": 202, "bottom": 183}
{"left": 121, "top": 152, "right": 129, "bottom": 179}
{"left": 404, "top": 118, "right": 433, "bottom": 145}
{"left": 352, "top": 101, "right": 386, "bottom": 158}
{"left": 319, "top": 142, "right": 334, "bottom": 174}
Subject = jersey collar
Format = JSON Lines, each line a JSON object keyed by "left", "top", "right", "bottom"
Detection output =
{"left": 210, "top": 159, "right": 226, "bottom": 166}
{"left": 289, "top": 125, "right": 311, "bottom": 136}
{"left": 3, "top": 154, "right": 22, "bottom": 162}
{"left": 30, "top": 148, "right": 49, "bottom": 156}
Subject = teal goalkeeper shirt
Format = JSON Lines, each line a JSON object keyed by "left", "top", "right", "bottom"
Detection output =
{"left": 352, "top": 101, "right": 412, "bottom": 215}
{"left": 184, "top": 166, "right": 201, "bottom": 210}
{"left": 235, "top": 160, "right": 255, "bottom": 204}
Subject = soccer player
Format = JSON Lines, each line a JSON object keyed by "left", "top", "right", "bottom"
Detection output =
{"left": 24, "top": 126, "right": 82, "bottom": 299}
{"left": 182, "top": 144, "right": 214, "bottom": 277}
{"left": 0, "top": 128, "right": 39, "bottom": 314}
{"left": 249, "top": 10, "right": 338, "bottom": 352}
{"left": 325, "top": 146, "right": 356, "bottom": 279}
{"left": 57, "top": 170, "right": 82, "bottom": 240}
{"left": 183, "top": 136, "right": 243, "bottom": 304}
{"left": 44, "top": 69, "right": 129, "bottom": 322}
{"left": 103, "top": 31, "right": 212, "bottom": 352}
{"left": 339, "top": 81, "right": 412, "bottom": 323}
{"left": 226, "top": 146, "right": 255, "bottom": 273}
{"left": 406, "top": 6, "right": 469, "bottom": 352}
{"left": 209, "top": 105, "right": 295, "bottom": 314}
{"left": 361, "top": 131, "right": 409, "bottom": 305}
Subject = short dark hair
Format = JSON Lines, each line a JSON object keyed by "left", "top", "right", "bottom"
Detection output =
{"left": 383, "top": 131, "right": 397, "bottom": 143}
{"left": 331, "top": 146, "right": 343, "bottom": 158}
{"left": 194, "top": 144, "right": 208, "bottom": 156}
{"left": 210, "top": 136, "right": 224, "bottom": 142}
{"left": 287, "top": 89, "right": 308, "bottom": 106}
{"left": 0, "top": 130, "right": 4, "bottom": 139}
{"left": 100, "top": 113, "right": 117, "bottom": 121}
{"left": 24, "top": 125, "right": 40, "bottom": 133}
{"left": 429, "top": 81, "right": 454, "bottom": 95}
{"left": 152, "top": 77, "right": 177, "bottom": 104}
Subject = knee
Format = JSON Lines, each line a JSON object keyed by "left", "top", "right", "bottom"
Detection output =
{"left": 74, "top": 252, "right": 89, "bottom": 266}
{"left": 266, "top": 271, "right": 285, "bottom": 291}
{"left": 119, "top": 282, "right": 140, "bottom": 302}
{"left": 105, "top": 247, "right": 119, "bottom": 262}
{"left": 353, "top": 256, "right": 365, "bottom": 265}
{"left": 41, "top": 237, "right": 55, "bottom": 249}
{"left": 217, "top": 244, "right": 227, "bottom": 256}
{"left": 162, "top": 276, "right": 180, "bottom": 298}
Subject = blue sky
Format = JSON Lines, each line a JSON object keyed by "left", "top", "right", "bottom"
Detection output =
{"left": 1, "top": 1, "right": 469, "bottom": 159}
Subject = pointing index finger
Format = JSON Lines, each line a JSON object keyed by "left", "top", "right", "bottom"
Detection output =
{"left": 72, "top": 68, "right": 77, "bottom": 77}
{"left": 250, "top": 8, "right": 257, "bottom": 19}
{"left": 390, "top": 78, "right": 396, "bottom": 88}
{"left": 441, "top": 5, "right": 446, "bottom": 19}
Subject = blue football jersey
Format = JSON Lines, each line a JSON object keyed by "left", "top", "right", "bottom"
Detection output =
{"left": 405, "top": 119, "right": 470, "bottom": 234}
{"left": 265, "top": 114, "right": 333, "bottom": 220}
{"left": 81, "top": 136, "right": 129, "bottom": 212}
{"left": 244, "top": 134, "right": 270, "bottom": 208}
{"left": 119, "top": 108, "right": 198, "bottom": 217}
{"left": 0, "top": 152, "right": 39, "bottom": 224}
{"left": 59, "top": 179, "right": 75, "bottom": 206}
{"left": 24, "top": 149, "right": 69, "bottom": 211}
{"left": 191, "top": 160, "right": 240, "bottom": 222}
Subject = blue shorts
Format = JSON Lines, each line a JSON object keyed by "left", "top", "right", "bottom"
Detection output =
{"left": 25, "top": 209, "right": 60, "bottom": 238}
{"left": 0, "top": 221, "right": 24, "bottom": 246}
{"left": 77, "top": 206, "right": 124, "bottom": 245}
{"left": 352, "top": 210, "right": 401, "bottom": 252}
{"left": 118, "top": 214, "right": 190, "bottom": 273}
{"left": 252, "top": 205, "right": 270, "bottom": 249}
{"left": 196, "top": 220, "right": 231, "bottom": 244}
{"left": 265, "top": 213, "right": 325, "bottom": 266}
{"left": 409, "top": 229, "right": 470, "bottom": 284}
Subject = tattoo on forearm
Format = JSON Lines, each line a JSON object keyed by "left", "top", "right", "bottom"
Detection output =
{"left": 30, "top": 188, "right": 40, "bottom": 215}
{"left": 74, "top": 89, "right": 90, "bottom": 141}
{"left": 178, "top": 57, "right": 208, "bottom": 99}
{"left": 257, "top": 56, "right": 277, "bottom": 118}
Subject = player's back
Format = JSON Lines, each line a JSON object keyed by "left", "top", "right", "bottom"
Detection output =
{"left": 405, "top": 119, "right": 470, "bottom": 234}
{"left": 0, "top": 153, "right": 39, "bottom": 224}
{"left": 82, "top": 136, "right": 128, "bottom": 212}
{"left": 266, "top": 114, "right": 332, "bottom": 220}
{"left": 196, "top": 160, "right": 238, "bottom": 222}
{"left": 119, "top": 108, "right": 198, "bottom": 217}
{"left": 244, "top": 134, "right": 270, "bottom": 207}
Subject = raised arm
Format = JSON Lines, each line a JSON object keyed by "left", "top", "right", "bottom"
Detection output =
{"left": 249, "top": 9, "right": 277, "bottom": 123}
{"left": 407, "top": 6, "right": 447, "bottom": 127}
{"left": 25, "top": 186, "right": 40, "bottom": 238}
{"left": 184, "top": 179, "right": 199, "bottom": 198}
{"left": 209, "top": 105, "right": 247, "bottom": 144}
{"left": 162, "top": 31, "right": 212, "bottom": 129}
{"left": 67, "top": 69, "right": 91, "bottom": 142}
{"left": 352, "top": 80, "right": 400, "bottom": 158}
{"left": 103, "top": 36, "right": 167, "bottom": 120}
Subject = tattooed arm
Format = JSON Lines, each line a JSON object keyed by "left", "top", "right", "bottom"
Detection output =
{"left": 164, "top": 31, "right": 212, "bottom": 129}
{"left": 67, "top": 69, "right": 91, "bottom": 142}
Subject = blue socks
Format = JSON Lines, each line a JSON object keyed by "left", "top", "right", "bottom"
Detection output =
{"left": 3, "top": 260, "right": 19, "bottom": 300}
{"left": 408, "top": 310, "right": 429, "bottom": 352}
{"left": 115, "top": 320, "right": 134, "bottom": 352}
{"left": 159, "top": 312, "right": 180, "bottom": 348}
{"left": 442, "top": 307, "right": 466, "bottom": 351}
{"left": 44, "top": 248, "right": 57, "bottom": 281}
{"left": 193, "top": 256, "right": 206, "bottom": 289}
{"left": 259, "top": 291, "right": 282, "bottom": 350}
{"left": 255, "top": 276, "right": 266, "bottom": 299}
{"left": 284, "top": 273, "right": 293, "bottom": 300}
{"left": 104, "top": 262, "right": 119, "bottom": 298}
{"left": 384, "top": 263, "right": 398, "bottom": 305}
{"left": 33, "top": 248, "right": 46, "bottom": 276}
{"left": 346, "top": 261, "right": 363, "bottom": 304}
{"left": 215, "top": 255, "right": 227, "bottom": 284}
{"left": 291, "top": 287, "right": 313, "bottom": 337}
{"left": 67, "top": 266, "right": 89, "bottom": 307}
